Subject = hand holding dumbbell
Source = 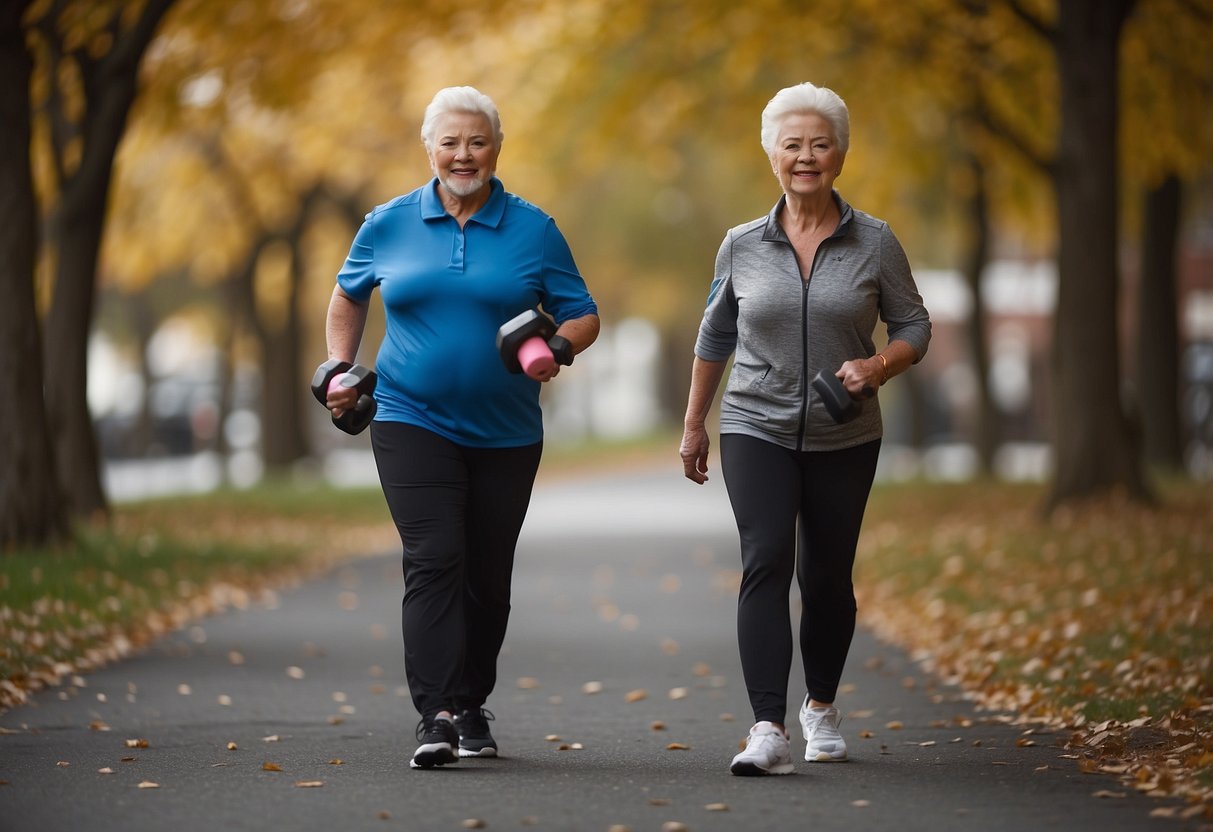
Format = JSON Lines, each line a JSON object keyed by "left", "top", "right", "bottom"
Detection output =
{"left": 311, "top": 359, "right": 378, "bottom": 434}
{"left": 811, "top": 369, "right": 874, "bottom": 424}
{"left": 496, "top": 309, "right": 574, "bottom": 381}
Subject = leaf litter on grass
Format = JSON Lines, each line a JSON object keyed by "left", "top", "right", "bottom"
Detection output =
{"left": 855, "top": 482, "right": 1212, "bottom": 817}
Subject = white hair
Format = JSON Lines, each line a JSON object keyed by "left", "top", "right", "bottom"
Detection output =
{"left": 420, "top": 86, "right": 504, "bottom": 149}
{"left": 760, "top": 82, "right": 850, "bottom": 157}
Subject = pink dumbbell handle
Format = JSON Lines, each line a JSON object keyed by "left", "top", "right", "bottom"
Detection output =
{"left": 517, "top": 336, "right": 556, "bottom": 379}
{"left": 328, "top": 372, "right": 355, "bottom": 397}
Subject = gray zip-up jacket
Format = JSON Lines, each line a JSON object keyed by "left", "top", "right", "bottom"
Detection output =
{"left": 695, "top": 192, "right": 932, "bottom": 452}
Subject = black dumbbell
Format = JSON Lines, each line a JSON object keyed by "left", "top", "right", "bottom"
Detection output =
{"left": 496, "top": 309, "right": 573, "bottom": 376}
{"left": 311, "top": 359, "right": 378, "bottom": 435}
{"left": 811, "top": 369, "right": 874, "bottom": 424}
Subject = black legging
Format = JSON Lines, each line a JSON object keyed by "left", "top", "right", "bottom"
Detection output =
{"left": 720, "top": 433, "right": 880, "bottom": 726}
{"left": 370, "top": 422, "right": 542, "bottom": 719}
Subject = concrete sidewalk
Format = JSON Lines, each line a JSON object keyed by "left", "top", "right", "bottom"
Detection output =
{"left": 0, "top": 468, "right": 1194, "bottom": 831}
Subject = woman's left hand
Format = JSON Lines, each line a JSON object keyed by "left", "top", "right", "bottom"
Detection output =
{"left": 836, "top": 356, "right": 883, "bottom": 400}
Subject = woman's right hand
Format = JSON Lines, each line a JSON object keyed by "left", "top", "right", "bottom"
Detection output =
{"left": 679, "top": 422, "right": 711, "bottom": 485}
{"left": 326, "top": 377, "right": 359, "bottom": 419}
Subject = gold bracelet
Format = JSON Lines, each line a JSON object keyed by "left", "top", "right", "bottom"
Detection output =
{"left": 877, "top": 353, "right": 889, "bottom": 385}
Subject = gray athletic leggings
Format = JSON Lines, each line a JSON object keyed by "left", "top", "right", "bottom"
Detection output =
{"left": 371, "top": 421, "right": 542, "bottom": 720}
{"left": 720, "top": 433, "right": 881, "bottom": 726}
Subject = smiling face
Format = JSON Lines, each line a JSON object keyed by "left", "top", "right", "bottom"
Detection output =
{"left": 427, "top": 111, "right": 501, "bottom": 198}
{"left": 770, "top": 112, "right": 845, "bottom": 200}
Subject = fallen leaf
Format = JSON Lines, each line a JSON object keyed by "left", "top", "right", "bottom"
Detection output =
{"left": 651, "top": 721, "right": 667, "bottom": 731}
{"left": 262, "top": 762, "right": 283, "bottom": 772}
{"left": 885, "top": 721, "right": 904, "bottom": 730}
{"left": 286, "top": 666, "right": 305, "bottom": 680}
{"left": 668, "top": 687, "right": 689, "bottom": 700}
{"left": 226, "top": 742, "right": 238, "bottom": 751}
{"left": 97, "top": 767, "right": 114, "bottom": 775}
{"left": 329, "top": 759, "right": 344, "bottom": 765}
{"left": 377, "top": 811, "right": 391, "bottom": 820}
{"left": 582, "top": 681, "right": 604, "bottom": 695}
{"left": 625, "top": 689, "right": 648, "bottom": 703}
{"left": 648, "top": 798, "right": 671, "bottom": 806}
{"left": 666, "top": 743, "right": 689, "bottom": 750}
{"left": 705, "top": 802, "right": 728, "bottom": 811}
{"left": 125, "top": 739, "right": 149, "bottom": 749}
{"left": 852, "top": 800, "right": 871, "bottom": 808}
{"left": 295, "top": 780, "right": 324, "bottom": 788}
{"left": 137, "top": 781, "right": 159, "bottom": 789}
{"left": 262, "top": 735, "right": 281, "bottom": 743}
{"left": 461, "top": 820, "right": 486, "bottom": 829}
{"left": 516, "top": 677, "right": 540, "bottom": 690}
{"left": 661, "top": 823, "right": 689, "bottom": 832}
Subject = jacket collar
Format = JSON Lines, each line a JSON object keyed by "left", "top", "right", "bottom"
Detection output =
{"left": 420, "top": 176, "right": 507, "bottom": 228}
{"left": 762, "top": 190, "right": 852, "bottom": 243}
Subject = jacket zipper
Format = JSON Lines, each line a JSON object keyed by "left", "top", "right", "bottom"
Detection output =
{"left": 796, "top": 244, "right": 828, "bottom": 451}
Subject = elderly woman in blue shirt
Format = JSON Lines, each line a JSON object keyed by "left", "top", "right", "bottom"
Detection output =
{"left": 325, "top": 86, "right": 599, "bottom": 770}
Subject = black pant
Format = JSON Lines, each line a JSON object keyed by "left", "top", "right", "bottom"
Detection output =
{"left": 371, "top": 422, "right": 542, "bottom": 719}
{"left": 720, "top": 433, "right": 880, "bottom": 726}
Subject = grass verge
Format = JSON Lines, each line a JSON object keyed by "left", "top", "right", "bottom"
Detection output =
{"left": 855, "top": 478, "right": 1212, "bottom": 818}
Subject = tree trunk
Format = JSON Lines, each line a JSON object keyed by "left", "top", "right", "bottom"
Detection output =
{"left": 0, "top": 0, "right": 69, "bottom": 549}
{"left": 259, "top": 241, "right": 310, "bottom": 471}
{"left": 1047, "top": 0, "right": 1149, "bottom": 508}
{"left": 40, "top": 0, "right": 174, "bottom": 520}
{"left": 44, "top": 184, "right": 113, "bottom": 520}
{"left": 1135, "top": 174, "right": 1183, "bottom": 470}
{"left": 961, "top": 150, "right": 998, "bottom": 476}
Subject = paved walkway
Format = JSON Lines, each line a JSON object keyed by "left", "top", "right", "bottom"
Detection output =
{"left": 0, "top": 468, "right": 1193, "bottom": 831}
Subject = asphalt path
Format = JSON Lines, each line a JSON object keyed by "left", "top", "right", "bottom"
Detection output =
{"left": 0, "top": 466, "right": 1195, "bottom": 831}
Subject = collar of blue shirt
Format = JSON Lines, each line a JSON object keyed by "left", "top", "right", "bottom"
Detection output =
{"left": 420, "top": 176, "right": 507, "bottom": 228}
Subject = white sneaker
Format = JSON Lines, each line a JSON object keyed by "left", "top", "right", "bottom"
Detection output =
{"left": 799, "top": 697, "right": 848, "bottom": 761}
{"left": 730, "top": 721, "right": 794, "bottom": 776}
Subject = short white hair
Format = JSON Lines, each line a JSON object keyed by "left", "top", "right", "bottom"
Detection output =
{"left": 760, "top": 82, "right": 850, "bottom": 157}
{"left": 420, "top": 86, "right": 503, "bottom": 149}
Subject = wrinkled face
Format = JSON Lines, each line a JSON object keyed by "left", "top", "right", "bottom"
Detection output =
{"left": 427, "top": 111, "right": 500, "bottom": 197}
{"left": 770, "top": 112, "right": 845, "bottom": 199}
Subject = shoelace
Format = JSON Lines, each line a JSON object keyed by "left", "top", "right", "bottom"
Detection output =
{"left": 748, "top": 728, "right": 785, "bottom": 753}
{"left": 459, "top": 707, "right": 495, "bottom": 733}
{"left": 415, "top": 716, "right": 455, "bottom": 742}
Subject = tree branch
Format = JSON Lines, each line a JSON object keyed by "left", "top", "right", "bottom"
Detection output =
{"left": 974, "top": 90, "right": 1056, "bottom": 176}
{"left": 1004, "top": 0, "right": 1057, "bottom": 44}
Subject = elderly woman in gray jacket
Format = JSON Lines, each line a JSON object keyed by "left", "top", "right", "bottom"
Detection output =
{"left": 680, "top": 81, "right": 931, "bottom": 777}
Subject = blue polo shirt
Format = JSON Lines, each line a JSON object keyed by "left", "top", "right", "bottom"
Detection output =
{"left": 336, "top": 177, "right": 597, "bottom": 448}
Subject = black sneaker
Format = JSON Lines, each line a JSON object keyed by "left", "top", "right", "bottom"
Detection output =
{"left": 411, "top": 714, "right": 459, "bottom": 769}
{"left": 454, "top": 708, "right": 498, "bottom": 758}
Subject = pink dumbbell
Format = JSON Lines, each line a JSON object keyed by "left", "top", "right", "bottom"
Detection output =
{"left": 496, "top": 309, "right": 574, "bottom": 380}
